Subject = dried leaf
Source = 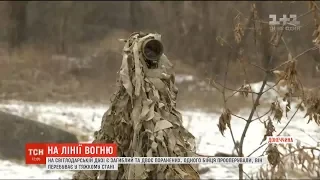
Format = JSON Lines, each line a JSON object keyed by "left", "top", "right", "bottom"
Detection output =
{"left": 234, "top": 23, "right": 244, "bottom": 43}
{"left": 267, "top": 145, "right": 281, "bottom": 166}
{"left": 288, "top": 53, "right": 293, "bottom": 61}
{"left": 217, "top": 109, "right": 232, "bottom": 136}
{"left": 120, "top": 53, "right": 133, "bottom": 97}
{"left": 285, "top": 102, "right": 291, "bottom": 117}
{"left": 148, "top": 77, "right": 167, "bottom": 93}
{"left": 154, "top": 120, "right": 173, "bottom": 132}
{"left": 132, "top": 41, "right": 143, "bottom": 96}
{"left": 261, "top": 118, "right": 276, "bottom": 144}
{"left": 238, "top": 83, "right": 252, "bottom": 98}
{"left": 271, "top": 99, "right": 283, "bottom": 123}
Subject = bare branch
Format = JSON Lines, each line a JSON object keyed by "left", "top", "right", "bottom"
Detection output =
{"left": 272, "top": 46, "right": 318, "bottom": 71}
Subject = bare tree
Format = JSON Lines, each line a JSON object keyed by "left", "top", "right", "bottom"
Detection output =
{"left": 7, "top": 1, "right": 28, "bottom": 52}
{"left": 129, "top": 1, "right": 141, "bottom": 32}
{"left": 255, "top": 2, "right": 274, "bottom": 71}
{"left": 56, "top": 1, "right": 74, "bottom": 54}
{"left": 210, "top": 2, "right": 320, "bottom": 179}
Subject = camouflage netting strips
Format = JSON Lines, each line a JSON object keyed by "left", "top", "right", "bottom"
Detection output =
{"left": 72, "top": 32, "right": 200, "bottom": 180}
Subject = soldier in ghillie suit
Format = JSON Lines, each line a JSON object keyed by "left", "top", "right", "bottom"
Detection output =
{"left": 72, "top": 32, "right": 200, "bottom": 180}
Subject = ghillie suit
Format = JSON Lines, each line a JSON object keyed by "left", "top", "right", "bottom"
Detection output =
{"left": 72, "top": 32, "right": 200, "bottom": 180}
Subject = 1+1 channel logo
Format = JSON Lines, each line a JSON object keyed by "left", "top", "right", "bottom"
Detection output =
{"left": 269, "top": 14, "right": 301, "bottom": 32}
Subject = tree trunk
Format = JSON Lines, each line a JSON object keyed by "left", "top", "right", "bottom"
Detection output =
{"left": 255, "top": 2, "right": 274, "bottom": 70}
{"left": 163, "top": 1, "right": 184, "bottom": 56}
{"left": 7, "top": 1, "right": 28, "bottom": 52}
{"left": 56, "top": 1, "right": 73, "bottom": 54}
{"left": 129, "top": 1, "right": 140, "bottom": 32}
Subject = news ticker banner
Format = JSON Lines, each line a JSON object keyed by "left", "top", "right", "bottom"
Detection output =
{"left": 27, "top": 140, "right": 303, "bottom": 171}
{"left": 45, "top": 157, "right": 267, "bottom": 170}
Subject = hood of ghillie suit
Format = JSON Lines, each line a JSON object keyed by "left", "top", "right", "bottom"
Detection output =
{"left": 72, "top": 32, "right": 200, "bottom": 180}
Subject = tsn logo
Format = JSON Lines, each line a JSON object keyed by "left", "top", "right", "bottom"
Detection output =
{"left": 28, "top": 148, "right": 44, "bottom": 162}
{"left": 25, "top": 143, "right": 46, "bottom": 164}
